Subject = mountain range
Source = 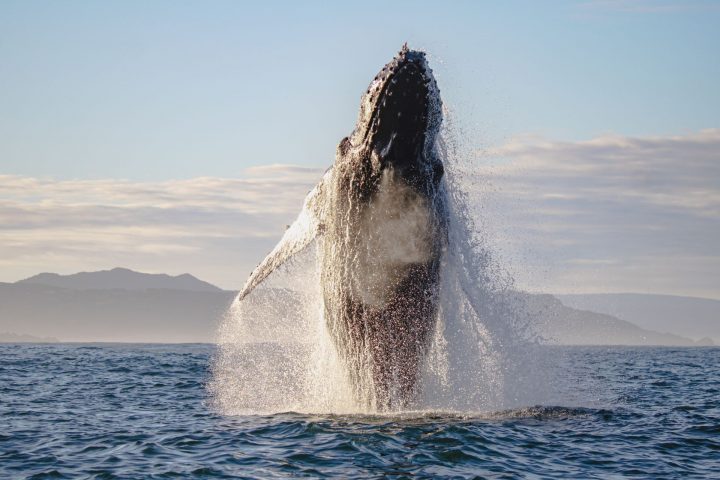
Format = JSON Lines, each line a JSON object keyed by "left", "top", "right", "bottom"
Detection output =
{"left": 18, "top": 267, "right": 221, "bottom": 292}
{"left": 0, "top": 268, "right": 716, "bottom": 345}
{"left": 556, "top": 293, "right": 719, "bottom": 344}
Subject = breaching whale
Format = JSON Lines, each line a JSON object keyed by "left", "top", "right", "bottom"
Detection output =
{"left": 239, "top": 44, "right": 447, "bottom": 409}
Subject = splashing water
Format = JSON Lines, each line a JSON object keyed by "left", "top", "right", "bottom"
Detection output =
{"left": 209, "top": 121, "right": 551, "bottom": 415}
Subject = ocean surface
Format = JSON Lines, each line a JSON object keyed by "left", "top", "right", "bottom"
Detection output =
{"left": 1, "top": 343, "right": 718, "bottom": 479}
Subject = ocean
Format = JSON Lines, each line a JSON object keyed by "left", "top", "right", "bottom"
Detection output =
{"left": 1, "top": 343, "right": 718, "bottom": 479}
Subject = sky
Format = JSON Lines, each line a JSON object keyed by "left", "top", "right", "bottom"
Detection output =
{"left": 1, "top": 0, "right": 719, "bottom": 298}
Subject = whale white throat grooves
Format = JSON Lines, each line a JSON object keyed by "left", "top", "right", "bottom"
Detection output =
{"left": 239, "top": 44, "right": 447, "bottom": 410}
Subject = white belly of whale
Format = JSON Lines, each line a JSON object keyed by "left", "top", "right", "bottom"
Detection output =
{"left": 351, "top": 168, "right": 435, "bottom": 307}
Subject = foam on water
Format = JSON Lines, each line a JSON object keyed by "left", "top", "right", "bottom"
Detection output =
{"left": 5, "top": 344, "right": 719, "bottom": 478}
{"left": 209, "top": 120, "right": 551, "bottom": 415}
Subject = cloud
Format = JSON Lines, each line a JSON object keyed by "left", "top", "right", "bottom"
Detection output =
{"left": 578, "top": 0, "right": 720, "bottom": 14}
{"left": 0, "top": 166, "right": 323, "bottom": 289}
{"left": 474, "top": 129, "right": 720, "bottom": 298}
{"left": 1, "top": 129, "right": 718, "bottom": 298}
{"left": 485, "top": 129, "right": 720, "bottom": 215}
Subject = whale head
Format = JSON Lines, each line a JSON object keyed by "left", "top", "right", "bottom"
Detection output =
{"left": 338, "top": 44, "right": 444, "bottom": 190}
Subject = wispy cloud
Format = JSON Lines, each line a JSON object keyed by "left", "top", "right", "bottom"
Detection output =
{"left": 477, "top": 129, "right": 720, "bottom": 298}
{"left": 486, "top": 129, "right": 720, "bottom": 216}
{"left": 578, "top": 0, "right": 720, "bottom": 14}
{"left": 1, "top": 129, "right": 718, "bottom": 298}
{"left": 0, "top": 166, "right": 323, "bottom": 288}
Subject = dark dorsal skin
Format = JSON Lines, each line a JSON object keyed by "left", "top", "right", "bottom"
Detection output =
{"left": 321, "top": 45, "right": 447, "bottom": 410}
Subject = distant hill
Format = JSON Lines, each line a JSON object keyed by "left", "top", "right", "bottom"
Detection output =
{"left": 2, "top": 268, "right": 231, "bottom": 342}
{"left": 524, "top": 294, "right": 710, "bottom": 347}
{"left": 235, "top": 289, "right": 709, "bottom": 347}
{"left": 0, "top": 332, "right": 59, "bottom": 343}
{"left": 556, "top": 293, "right": 720, "bottom": 344}
{"left": 0, "top": 268, "right": 714, "bottom": 345}
{"left": 0, "top": 282, "right": 234, "bottom": 343}
{"left": 18, "top": 267, "right": 222, "bottom": 292}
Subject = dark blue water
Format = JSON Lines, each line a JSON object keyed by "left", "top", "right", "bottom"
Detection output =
{"left": 1, "top": 344, "right": 718, "bottom": 479}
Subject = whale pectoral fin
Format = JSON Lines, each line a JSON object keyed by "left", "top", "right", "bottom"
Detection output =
{"left": 238, "top": 168, "right": 331, "bottom": 300}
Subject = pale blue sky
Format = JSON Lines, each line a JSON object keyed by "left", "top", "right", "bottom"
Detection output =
{"left": 0, "top": 1, "right": 719, "bottom": 298}
{"left": 1, "top": 0, "right": 719, "bottom": 179}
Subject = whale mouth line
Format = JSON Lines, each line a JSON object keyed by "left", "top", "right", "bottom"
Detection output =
{"left": 364, "top": 73, "right": 432, "bottom": 161}
{"left": 355, "top": 50, "right": 436, "bottom": 153}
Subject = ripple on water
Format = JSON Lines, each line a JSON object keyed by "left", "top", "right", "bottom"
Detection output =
{"left": 0, "top": 344, "right": 718, "bottom": 478}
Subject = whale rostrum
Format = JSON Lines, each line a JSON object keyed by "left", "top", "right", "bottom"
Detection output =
{"left": 239, "top": 45, "right": 447, "bottom": 410}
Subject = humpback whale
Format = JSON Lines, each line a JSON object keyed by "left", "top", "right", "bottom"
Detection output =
{"left": 239, "top": 44, "right": 446, "bottom": 409}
